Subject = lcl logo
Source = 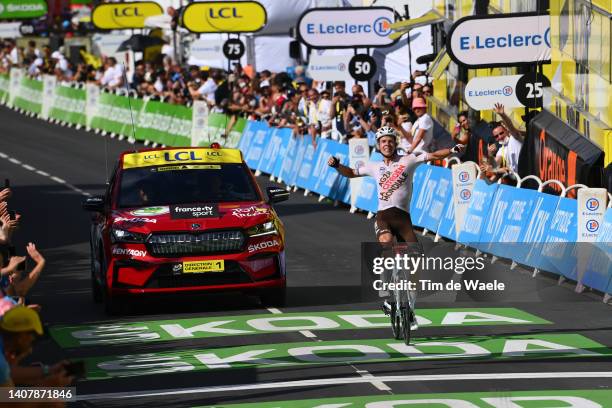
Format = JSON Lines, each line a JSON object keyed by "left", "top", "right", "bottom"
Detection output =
{"left": 209, "top": 7, "right": 243, "bottom": 19}
{"left": 114, "top": 7, "right": 143, "bottom": 17}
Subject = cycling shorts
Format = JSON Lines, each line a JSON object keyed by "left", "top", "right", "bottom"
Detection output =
{"left": 374, "top": 207, "right": 418, "bottom": 243}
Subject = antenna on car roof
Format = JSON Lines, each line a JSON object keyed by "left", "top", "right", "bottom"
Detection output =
{"left": 121, "top": 63, "right": 138, "bottom": 153}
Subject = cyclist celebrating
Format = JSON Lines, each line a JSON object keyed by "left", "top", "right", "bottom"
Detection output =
{"left": 328, "top": 126, "right": 464, "bottom": 330}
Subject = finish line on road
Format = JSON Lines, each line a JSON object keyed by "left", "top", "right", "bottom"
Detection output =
{"left": 83, "top": 333, "right": 608, "bottom": 380}
{"left": 76, "top": 374, "right": 612, "bottom": 401}
{"left": 51, "top": 308, "right": 550, "bottom": 347}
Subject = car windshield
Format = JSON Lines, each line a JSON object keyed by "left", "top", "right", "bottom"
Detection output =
{"left": 117, "top": 163, "right": 259, "bottom": 208}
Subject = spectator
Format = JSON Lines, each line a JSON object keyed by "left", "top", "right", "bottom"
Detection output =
{"left": 4, "top": 243, "right": 46, "bottom": 300}
{"left": 1, "top": 306, "right": 73, "bottom": 392}
{"left": 451, "top": 111, "right": 471, "bottom": 158}
{"left": 488, "top": 119, "right": 523, "bottom": 174}
{"left": 408, "top": 97, "right": 435, "bottom": 153}
{"left": 99, "top": 57, "right": 124, "bottom": 90}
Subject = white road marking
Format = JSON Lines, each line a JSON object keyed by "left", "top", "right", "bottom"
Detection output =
{"left": 0, "top": 152, "right": 92, "bottom": 197}
{"left": 76, "top": 372, "right": 612, "bottom": 401}
{"left": 299, "top": 330, "right": 317, "bottom": 338}
{"left": 266, "top": 308, "right": 282, "bottom": 314}
{"left": 355, "top": 369, "right": 391, "bottom": 391}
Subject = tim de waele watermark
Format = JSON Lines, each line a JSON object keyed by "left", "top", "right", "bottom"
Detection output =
{"left": 371, "top": 254, "right": 506, "bottom": 292}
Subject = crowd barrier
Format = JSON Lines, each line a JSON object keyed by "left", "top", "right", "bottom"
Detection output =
{"left": 1, "top": 72, "right": 610, "bottom": 302}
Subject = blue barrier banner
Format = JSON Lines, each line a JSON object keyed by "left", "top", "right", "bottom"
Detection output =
{"left": 541, "top": 197, "right": 578, "bottom": 278}
{"left": 354, "top": 151, "right": 383, "bottom": 213}
{"left": 520, "top": 191, "right": 562, "bottom": 271}
{"left": 305, "top": 138, "right": 331, "bottom": 194}
{"left": 410, "top": 165, "right": 452, "bottom": 232}
{"left": 295, "top": 140, "right": 319, "bottom": 189}
{"left": 237, "top": 120, "right": 257, "bottom": 158}
{"left": 244, "top": 122, "right": 270, "bottom": 168}
{"left": 257, "top": 127, "right": 284, "bottom": 175}
{"left": 583, "top": 208, "right": 612, "bottom": 293}
{"left": 310, "top": 140, "right": 343, "bottom": 199}
{"left": 287, "top": 135, "right": 312, "bottom": 187}
{"left": 271, "top": 128, "right": 292, "bottom": 179}
{"left": 457, "top": 180, "right": 499, "bottom": 244}
{"left": 328, "top": 143, "right": 351, "bottom": 202}
{"left": 409, "top": 165, "right": 429, "bottom": 227}
{"left": 478, "top": 185, "right": 539, "bottom": 258}
{"left": 436, "top": 193, "right": 457, "bottom": 241}
{"left": 278, "top": 133, "right": 299, "bottom": 184}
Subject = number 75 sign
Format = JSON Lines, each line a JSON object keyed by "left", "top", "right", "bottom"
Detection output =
{"left": 465, "top": 72, "right": 551, "bottom": 110}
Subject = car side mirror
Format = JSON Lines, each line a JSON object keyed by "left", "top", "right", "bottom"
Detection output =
{"left": 82, "top": 195, "right": 105, "bottom": 212}
{"left": 266, "top": 187, "right": 289, "bottom": 204}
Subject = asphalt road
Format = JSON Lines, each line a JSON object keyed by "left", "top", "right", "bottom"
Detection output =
{"left": 0, "top": 105, "right": 611, "bottom": 407}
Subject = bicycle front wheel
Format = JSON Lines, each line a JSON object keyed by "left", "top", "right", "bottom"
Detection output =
{"left": 390, "top": 302, "right": 401, "bottom": 340}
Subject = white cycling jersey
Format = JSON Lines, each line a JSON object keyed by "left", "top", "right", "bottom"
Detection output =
{"left": 355, "top": 153, "right": 429, "bottom": 213}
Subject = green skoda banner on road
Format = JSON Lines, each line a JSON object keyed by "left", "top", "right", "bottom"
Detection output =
{"left": 49, "top": 85, "right": 86, "bottom": 127}
{"left": 50, "top": 308, "right": 550, "bottom": 348}
{"left": 0, "top": 0, "right": 47, "bottom": 19}
{"left": 201, "top": 390, "right": 612, "bottom": 408}
{"left": 136, "top": 100, "right": 192, "bottom": 146}
{"left": 83, "top": 333, "right": 609, "bottom": 380}
{"left": 13, "top": 77, "right": 42, "bottom": 114}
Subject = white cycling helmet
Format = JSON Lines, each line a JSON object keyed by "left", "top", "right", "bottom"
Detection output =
{"left": 375, "top": 126, "right": 399, "bottom": 143}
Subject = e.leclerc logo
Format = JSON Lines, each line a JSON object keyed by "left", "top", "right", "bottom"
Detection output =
{"left": 458, "top": 171, "right": 470, "bottom": 183}
{"left": 306, "top": 16, "right": 392, "bottom": 37}
{"left": 460, "top": 27, "right": 550, "bottom": 51}
{"left": 586, "top": 219, "right": 599, "bottom": 233}
{"left": 467, "top": 85, "right": 514, "bottom": 98}
{"left": 586, "top": 198, "right": 599, "bottom": 211}
{"left": 460, "top": 189, "right": 471, "bottom": 200}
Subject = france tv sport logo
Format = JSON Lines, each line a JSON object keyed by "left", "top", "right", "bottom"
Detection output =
{"left": 586, "top": 198, "right": 599, "bottom": 211}
{"left": 458, "top": 171, "right": 470, "bottom": 183}
{"left": 373, "top": 17, "right": 392, "bottom": 37}
{"left": 586, "top": 219, "right": 599, "bottom": 233}
{"left": 460, "top": 189, "right": 471, "bottom": 200}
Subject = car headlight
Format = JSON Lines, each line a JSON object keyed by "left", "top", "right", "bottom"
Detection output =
{"left": 246, "top": 221, "right": 278, "bottom": 237}
{"left": 111, "top": 228, "right": 147, "bottom": 243}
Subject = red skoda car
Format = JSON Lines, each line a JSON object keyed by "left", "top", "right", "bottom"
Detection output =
{"left": 83, "top": 146, "right": 288, "bottom": 314}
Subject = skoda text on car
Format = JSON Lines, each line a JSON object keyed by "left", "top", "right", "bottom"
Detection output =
{"left": 83, "top": 146, "right": 289, "bottom": 314}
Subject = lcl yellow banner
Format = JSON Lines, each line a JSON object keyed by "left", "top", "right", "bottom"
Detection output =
{"left": 92, "top": 2, "right": 163, "bottom": 30}
{"left": 182, "top": 1, "right": 267, "bottom": 33}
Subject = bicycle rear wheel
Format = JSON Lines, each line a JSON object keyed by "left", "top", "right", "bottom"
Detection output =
{"left": 400, "top": 305, "right": 411, "bottom": 345}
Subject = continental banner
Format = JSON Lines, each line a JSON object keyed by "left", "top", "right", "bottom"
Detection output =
{"left": 49, "top": 85, "right": 86, "bottom": 127}
{"left": 13, "top": 77, "right": 42, "bottom": 114}
{"left": 90, "top": 91, "right": 143, "bottom": 138}
{"left": 201, "top": 113, "right": 245, "bottom": 148}
{"left": 519, "top": 110, "right": 605, "bottom": 196}
{"left": 0, "top": 73, "right": 8, "bottom": 103}
{"left": 136, "top": 100, "right": 192, "bottom": 146}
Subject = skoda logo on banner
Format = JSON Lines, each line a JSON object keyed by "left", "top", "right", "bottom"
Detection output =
{"left": 586, "top": 198, "right": 599, "bottom": 211}
{"left": 447, "top": 13, "right": 551, "bottom": 68}
{"left": 298, "top": 7, "right": 397, "bottom": 49}
{"left": 586, "top": 220, "right": 599, "bottom": 233}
